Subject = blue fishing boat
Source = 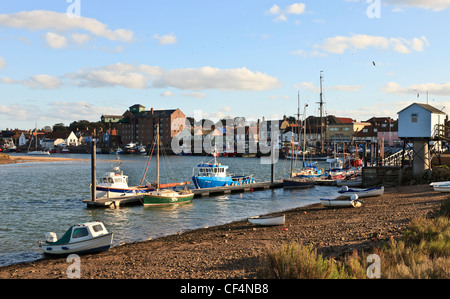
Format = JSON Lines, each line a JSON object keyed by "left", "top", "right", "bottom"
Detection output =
{"left": 192, "top": 152, "right": 255, "bottom": 189}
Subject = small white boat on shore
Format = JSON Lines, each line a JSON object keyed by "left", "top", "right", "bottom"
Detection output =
{"left": 248, "top": 214, "right": 285, "bottom": 226}
{"left": 320, "top": 194, "right": 362, "bottom": 208}
{"left": 430, "top": 181, "right": 450, "bottom": 192}
{"left": 338, "top": 186, "right": 384, "bottom": 198}
{"left": 38, "top": 221, "right": 113, "bottom": 255}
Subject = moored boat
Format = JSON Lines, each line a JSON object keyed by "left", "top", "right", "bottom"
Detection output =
{"left": 38, "top": 221, "right": 113, "bottom": 255}
{"left": 248, "top": 214, "right": 285, "bottom": 226}
{"left": 192, "top": 150, "right": 255, "bottom": 189}
{"left": 283, "top": 177, "right": 315, "bottom": 189}
{"left": 142, "top": 124, "right": 194, "bottom": 206}
{"left": 338, "top": 186, "right": 384, "bottom": 198}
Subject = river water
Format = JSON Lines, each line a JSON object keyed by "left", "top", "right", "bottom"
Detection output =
{"left": 0, "top": 153, "right": 339, "bottom": 267}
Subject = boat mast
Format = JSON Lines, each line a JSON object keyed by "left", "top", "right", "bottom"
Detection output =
{"left": 156, "top": 123, "right": 160, "bottom": 190}
{"left": 318, "top": 71, "right": 325, "bottom": 154}
{"left": 297, "top": 91, "right": 301, "bottom": 150}
{"left": 303, "top": 104, "right": 308, "bottom": 163}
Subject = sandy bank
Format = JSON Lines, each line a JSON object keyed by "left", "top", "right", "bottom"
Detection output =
{"left": 0, "top": 184, "right": 446, "bottom": 279}
{"left": 0, "top": 154, "right": 89, "bottom": 165}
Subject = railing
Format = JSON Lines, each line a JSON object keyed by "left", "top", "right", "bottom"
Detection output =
{"left": 382, "top": 148, "right": 412, "bottom": 166}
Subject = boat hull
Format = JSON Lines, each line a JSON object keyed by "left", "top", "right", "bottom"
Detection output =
{"left": 283, "top": 178, "right": 315, "bottom": 189}
{"left": 320, "top": 199, "right": 362, "bottom": 208}
{"left": 142, "top": 192, "right": 194, "bottom": 206}
{"left": 430, "top": 181, "right": 450, "bottom": 192}
{"left": 41, "top": 233, "right": 113, "bottom": 255}
{"left": 338, "top": 186, "right": 384, "bottom": 198}
{"left": 248, "top": 215, "right": 285, "bottom": 226}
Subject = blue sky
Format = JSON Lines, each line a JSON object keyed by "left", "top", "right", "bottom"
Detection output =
{"left": 0, "top": 0, "right": 449, "bottom": 130}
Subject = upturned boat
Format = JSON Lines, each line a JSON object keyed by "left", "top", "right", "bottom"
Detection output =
{"left": 338, "top": 186, "right": 384, "bottom": 198}
{"left": 320, "top": 194, "right": 362, "bottom": 208}
{"left": 38, "top": 221, "right": 113, "bottom": 255}
{"left": 248, "top": 214, "right": 285, "bottom": 226}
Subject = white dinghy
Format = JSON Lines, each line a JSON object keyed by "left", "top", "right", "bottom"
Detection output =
{"left": 320, "top": 194, "right": 363, "bottom": 208}
{"left": 430, "top": 181, "right": 450, "bottom": 192}
{"left": 248, "top": 214, "right": 285, "bottom": 226}
{"left": 338, "top": 186, "right": 384, "bottom": 198}
{"left": 38, "top": 221, "right": 113, "bottom": 255}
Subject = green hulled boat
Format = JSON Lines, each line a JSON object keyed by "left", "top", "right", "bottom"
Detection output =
{"left": 142, "top": 123, "right": 194, "bottom": 206}
{"left": 143, "top": 189, "right": 194, "bottom": 206}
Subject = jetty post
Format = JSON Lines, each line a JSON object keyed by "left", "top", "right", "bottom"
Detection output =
{"left": 91, "top": 140, "right": 97, "bottom": 202}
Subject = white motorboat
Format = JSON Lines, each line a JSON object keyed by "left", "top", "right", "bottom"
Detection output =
{"left": 338, "top": 186, "right": 384, "bottom": 198}
{"left": 430, "top": 181, "right": 450, "bottom": 192}
{"left": 38, "top": 221, "right": 113, "bottom": 255}
{"left": 320, "top": 194, "right": 362, "bottom": 208}
{"left": 248, "top": 214, "right": 285, "bottom": 226}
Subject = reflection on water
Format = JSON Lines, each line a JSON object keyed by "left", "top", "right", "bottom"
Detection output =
{"left": 0, "top": 153, "right": 338, "bottom": 266}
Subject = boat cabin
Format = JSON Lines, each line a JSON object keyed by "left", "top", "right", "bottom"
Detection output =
{"left": 46, "top": 222, "right": 110, "bottom": 245}
{"left": 196, "top": 163, "right": 229, "bottom": 177}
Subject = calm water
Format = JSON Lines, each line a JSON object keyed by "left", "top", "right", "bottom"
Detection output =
{"left": 0, "top": 153, "right": 338, "bottom": 267}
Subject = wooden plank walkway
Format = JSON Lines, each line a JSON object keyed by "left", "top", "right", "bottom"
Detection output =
{"left": 82, "top": 180, "right": 284, "bottom": 208}
{"left": 82, "top": 179, "right": 338, "bottom": 208}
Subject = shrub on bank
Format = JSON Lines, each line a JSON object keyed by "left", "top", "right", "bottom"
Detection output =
{"left": 258, "top": 197, "right": 450, "bottom": 279}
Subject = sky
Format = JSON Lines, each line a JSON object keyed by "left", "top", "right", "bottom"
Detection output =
{"left": 0, "top": 0, "right": 449, "bottom": 130}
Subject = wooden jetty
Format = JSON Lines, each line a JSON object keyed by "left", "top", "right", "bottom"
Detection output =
{"left": 83, "top": 180, "right": 284, "bottom": 208}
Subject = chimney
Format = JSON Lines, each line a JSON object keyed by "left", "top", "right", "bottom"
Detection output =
{"left": 151, "top": 108, "right": 154, "bottom": 115}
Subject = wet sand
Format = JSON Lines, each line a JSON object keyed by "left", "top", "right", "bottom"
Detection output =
{"left": 0, "top": 155, "right": 89, "bottom": 164}
{"left": 0, "top": 184, "right": 446, "bottom": 279}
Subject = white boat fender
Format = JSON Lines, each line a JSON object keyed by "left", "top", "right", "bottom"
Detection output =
{"left": 342, "top": 186, "right": 349, "bottom": 192}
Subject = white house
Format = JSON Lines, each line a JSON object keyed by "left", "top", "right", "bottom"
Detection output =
{"left": 398, "top": 103, "right": 446, "bottom": 139}
{"left": 41, "top": 131, "right": 79, "bottom": 148}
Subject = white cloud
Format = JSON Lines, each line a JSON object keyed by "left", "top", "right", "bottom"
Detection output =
{"left": 160, "top": 91, "right": 176, "bottom": 97}
{"left": 153, "top": 33, "right": 177, "bottom": 45}
{"left": 44, "top": 32, "right": 68, "bottom": 49}
{"left": 182, "top": 92, "right": 206, "bottom": 98}
{"left": 0, "top": 57, "right": 6, "bottom": 70}
{"left": 386, "top": 0, "right": 450, "bottom": 11}
{"left": 70, "top": 33, "right": 91, "bottom": 45}
{"left": 266, "top": 2, "right": 306, "bottom": 22}
{"left": 311, "top": 34, "right": 429, "bottom": 55}
{"left": 381, "top": 81, "right": 450, "bottom": 96}
{"left": 2, "top": 74, "right": 61, "bottom": 89}
{"left": 0, "top": 10, "right": 134, "bottom": 42}
{"left": 154, "top": 66, "right": 280, "bottom": 91}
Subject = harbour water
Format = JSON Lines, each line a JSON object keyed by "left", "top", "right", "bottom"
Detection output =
{"left": 0, "top": 153, "right": 339, "bottom": 267}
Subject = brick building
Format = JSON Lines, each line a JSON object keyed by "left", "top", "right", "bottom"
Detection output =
{"left": 109, "top": 104, "right": 186, "bottom": 148}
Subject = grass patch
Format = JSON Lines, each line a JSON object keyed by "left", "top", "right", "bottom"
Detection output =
{"left": 258, "top": 197, "right": 450, "bottom": 279}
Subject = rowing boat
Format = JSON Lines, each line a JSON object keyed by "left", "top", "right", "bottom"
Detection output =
{"left": 248, "top": 214, "right": 285, "bottom": 226}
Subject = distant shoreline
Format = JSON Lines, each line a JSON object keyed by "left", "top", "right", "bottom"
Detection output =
{"left": 0, "top": 154, "right": 89, "bottom": 165}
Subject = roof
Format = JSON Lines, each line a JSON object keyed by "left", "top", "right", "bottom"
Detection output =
{"left": 397, "top": 103, "right": 446, "bottom": 115}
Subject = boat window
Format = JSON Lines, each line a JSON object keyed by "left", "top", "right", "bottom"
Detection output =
{"left": 72, "top": 227, "right": 89, "bottom": 238}
{"left": 108, "top": 178, "right": 114, "bottom": 183}
{"left": 92, "top": 224, "right": 104, "bottom": 233}
{"left": 103, "top": 178, "right": 108, "bottom": 183}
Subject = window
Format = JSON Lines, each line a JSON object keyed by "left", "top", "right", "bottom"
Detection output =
{"left": 411, "top": 113, "right": 418, "bottom": 122}
{"left": 92, "top": 224, "right": 104, "bottom": 233}
{"left": 72, "top": 227, "right": 89, "bottom": 238}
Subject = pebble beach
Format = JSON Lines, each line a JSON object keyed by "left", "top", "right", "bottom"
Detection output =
{"left": 0, "top": 184, "right": 445, "bottom": 279}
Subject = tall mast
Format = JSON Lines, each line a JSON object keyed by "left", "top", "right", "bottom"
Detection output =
{"left": 319, "top": 71, "right": 325, "bottom": 154}
{"left": 297, "top": 91, "right": 301, "bottom": 149}
{"left": 156, "top": 123, "right": 160, "bottom": 190}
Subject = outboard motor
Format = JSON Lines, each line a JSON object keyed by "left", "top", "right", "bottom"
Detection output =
{"left": 45, "top": 232, "right": 57, "bottom": 243}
